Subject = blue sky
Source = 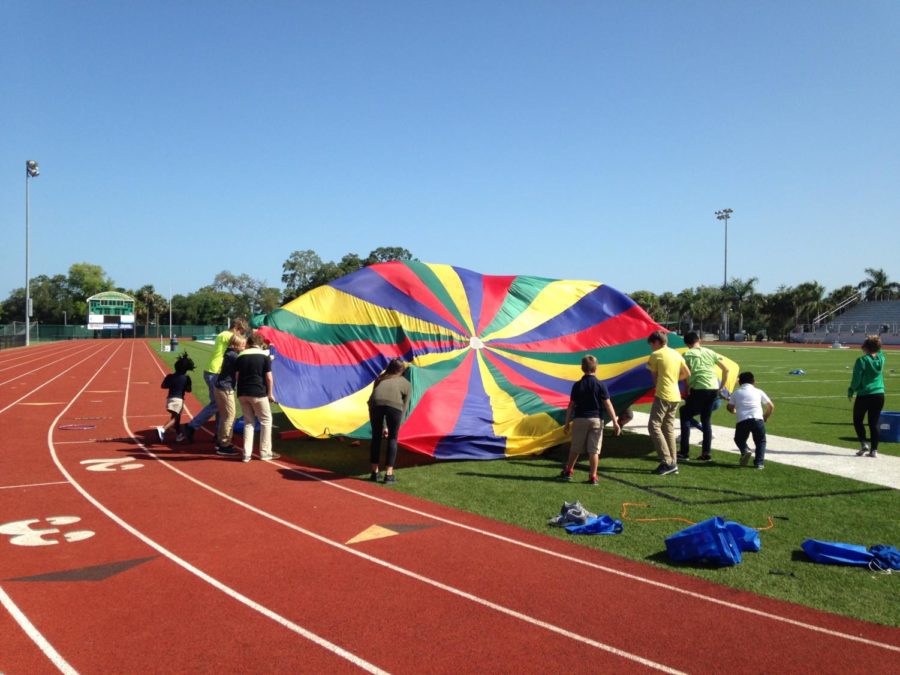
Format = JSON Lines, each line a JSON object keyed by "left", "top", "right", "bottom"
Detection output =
{"left": 2, "top": 1, "right": 898, "bottom": 301}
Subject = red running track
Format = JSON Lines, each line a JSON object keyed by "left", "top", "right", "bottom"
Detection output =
{"left": 1, "top": 339, "right": 898, "bottom": 673}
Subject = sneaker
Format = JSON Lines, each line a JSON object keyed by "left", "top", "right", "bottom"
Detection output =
{"left": 754, "top": 464, "right": 765, "bottom": 470}
{"left": 383, "top": 473, "right": 397, "bottom": 484}
{"left": 559, "top": 469, "right": 573, "bottom": 482}
{"left": 651, "top": 463, "right": 668, "bottom": 475}
{"left": 216, "top": 446, "right": 240, "bottom": 456}
{"left": 856, "top": 442, "right": 870, "bottom": 457}
{"left": 868, "top": 449, "right": 878, "bottom": 458}
{"left": 676, "top": 453, "right": 690, "bottom": 462}
{"left": 697, "top": 454, "right": 712, "bottom": 462}
{"left": 369, "top": 471, "right": 379, "bottom": 482}
{"left": 261, "top": 453, "right": 281, "bottom": 461}
{"left": 242, "top": 455, "right": 251, "bottom": 463}
{"left": 739, "top": 451, "right": 752, "bottom": 466}
{"left": 156, "top": 426, "right": 165, "bottom": 442}
{"left": 175, "top": 433, "right": 185, "bottom": 442}
{"left": 184, "top": 426, "right": 195, "bottom": 442}
{"left": 588, "top": 474, "right": 599, "bottom": 485}
{"left": 659, "top": 464, "right": 678, "bottom": 476}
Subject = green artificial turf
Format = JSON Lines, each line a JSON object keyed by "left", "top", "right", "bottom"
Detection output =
{"left": 157, "top": 340, "right": 900, "bottom": 627}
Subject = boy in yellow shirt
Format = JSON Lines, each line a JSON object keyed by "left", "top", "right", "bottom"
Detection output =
{"left": 646, "top": 331, "right": 690, "bottom": 475}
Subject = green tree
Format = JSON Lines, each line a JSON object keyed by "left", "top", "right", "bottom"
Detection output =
{"left": 857, "top": 267, "right": 899, "bottom": 301}
{"left": 727, "top": 277, "right": 758, "bottom": 334}
{"left": 363, "top": 246, "right": 413, "bottom": 265}
{"left": 281, "top": 249, "right": 324, "bottom": 301}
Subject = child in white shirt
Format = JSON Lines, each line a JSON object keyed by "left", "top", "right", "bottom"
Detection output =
{"left": 727, "top": 372, "right": 774, "bottom": 469}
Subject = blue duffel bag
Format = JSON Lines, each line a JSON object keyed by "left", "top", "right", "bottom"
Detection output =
{"left": 665, "top": 517, "right": 742, "bottom": 566}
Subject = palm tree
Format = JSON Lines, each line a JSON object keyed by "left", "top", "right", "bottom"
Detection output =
{"left": 857, "top": 268, "right": 900, "bottom": 301}
{"left": 727, "top": 276, "right": 758, "bottom": 334}
{"left": 793, "top": 282, "right": 825, "bottom": 327}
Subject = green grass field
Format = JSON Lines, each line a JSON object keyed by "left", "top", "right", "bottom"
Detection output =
{"left": 158, "top": 341, "right": 900, "bottom": 627}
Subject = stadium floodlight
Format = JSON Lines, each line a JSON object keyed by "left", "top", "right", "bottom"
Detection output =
{"left": 715, "top": 209, "right": 734, "bottom": 338}
{"left": 25, "top": 160, "right": 40, "bottom": 346}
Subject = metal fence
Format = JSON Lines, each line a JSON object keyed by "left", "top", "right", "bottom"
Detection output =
{"left": 0, "top": 323, "right": 224, "bottom": 349}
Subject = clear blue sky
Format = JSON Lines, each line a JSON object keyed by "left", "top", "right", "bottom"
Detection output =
{"left": 3, "top": 1, "right": 898, "bottom": 301}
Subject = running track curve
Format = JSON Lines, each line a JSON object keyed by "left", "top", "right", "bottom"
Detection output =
{"left": 1, "top": 339, "right": 898, "bottom": 673}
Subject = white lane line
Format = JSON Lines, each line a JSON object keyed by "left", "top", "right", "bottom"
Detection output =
{"left": 0, "top": 481, "right": 70, "bottom": 490}
{"left": 143, "top": 341, "right": 900, "bottom": 656}
{"left": 42, "top": 342, "right": 387, "bottom": 675}
{"left": 293, "top": 466, "right": 900, "bottom": 653}
{"left": 0, "top": 344, "right": 98, "bottom": 387}
{"left": 0, "top": 584, "right": 78, "bottom": 675}
{"left": 0, "top": 345, "right": 113, "bottom": 416}
{"left": 0, "top": 343, "right": 86, "bottom": 374}
{"left": 137, "top": 345, "right": 684, "bottom": 672}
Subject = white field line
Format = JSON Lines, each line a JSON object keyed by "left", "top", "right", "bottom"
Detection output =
{"left": 44, "top": 342, "right": 387, "bottom": 675}
{"left": 138, "top": 343, "right": 900, "bottom": 656}
{"left": 135, "top": 344, "right": 685, "bottom": 672}
{"left": 0, "top": 584, "right": 77, "bottom": 675}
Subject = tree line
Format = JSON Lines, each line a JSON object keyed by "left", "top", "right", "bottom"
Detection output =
{"left": 0, "top": 246, "right": 412, "bottom": 330}
{"left": 1, "top": 255, "right": 895, "bottom": 341}
{"left": 629, "top": 267, "right": 898, "bottom": 339}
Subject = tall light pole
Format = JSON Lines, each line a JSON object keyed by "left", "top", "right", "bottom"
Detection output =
{"left": 715, "top": 208, "right": 733, "bottom": 339}
{"left": 25, "top": 160, "right": 40, "bottom": 347}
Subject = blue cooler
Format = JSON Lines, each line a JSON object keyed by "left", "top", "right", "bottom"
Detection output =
{"left": 879, "top": 412, "right": 900, "bottom": 443}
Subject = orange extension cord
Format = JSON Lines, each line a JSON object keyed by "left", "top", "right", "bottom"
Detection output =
{"left": 620, "top": 502, "right": 775, "bottom": 531}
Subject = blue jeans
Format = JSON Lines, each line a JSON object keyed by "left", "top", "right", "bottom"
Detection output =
{"left": 188, "top": 371, "right": 219, "bottom": 430}
{"left": 734, "top": 418, "right": 766, "bottom": 467}
{"left": 679, "top": 389, "right": 719, "bottom": 456}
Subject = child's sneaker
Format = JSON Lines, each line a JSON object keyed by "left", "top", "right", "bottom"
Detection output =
{"left": 383, "top": 474, "right": 397, "bottom": 484}
{"left": 588, "top": 474, "right": 599, "bottom": 485}
{"left": 739, "top": 451, "right": 752, "bottom": 466}
{"left": 369, "top": 471, "right": 379, "bottom": 482}
{"left": 175, "top": 433, "right": 185, "bottom": 442}
{"left": 156, "top": 426, "right": 165, "bottom": 442}
{"left": 559, "top": 469, "right": 573, "bottom": 482}
{"left": 856, "top": 442, "right": 870, "bottom": 456}
{"left": 868, "top": 449, "right": 878, "bottom": 458}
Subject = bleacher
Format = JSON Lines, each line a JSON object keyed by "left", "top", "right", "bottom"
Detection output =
{"left": 790, "top": 300, "right": 900, "bottom": 345}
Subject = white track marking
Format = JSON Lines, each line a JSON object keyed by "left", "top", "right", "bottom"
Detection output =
{"left": 0, "top": 481, "right": 70, "bottom": 490}
{"left": 42, "top": 343, "right": 387, "bottom": 675}
{"left": 0, "top": 346, "right": 113, "bottom": 416}
{"left": 0, "top": 584, "right": 78, "bottom": 675}
{"left": 140, "top": 341, "right": 900, "bottom": 655}
{"left": 0, "top": 343, "right": 85, "bottom": 373}
{"left": 133, "top": 347, "right": 686, "bottom": 672}
{"left": 0, "top": 344, "right": 98, "bottom": 387}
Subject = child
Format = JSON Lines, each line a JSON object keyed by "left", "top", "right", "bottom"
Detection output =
{"left": 235, "top": 332, "right": 278, "bottom": 462}
{"left": 848, "top": 335, "right": 885, "bottom": 458}
{"left": 214, "top": 334, "right": 247, "bottom": 456}
{"left": 158, "top": 353, "right": 194, "bottom": 443}
{"left": 727, "top": 372, "right": 774, "bottom": 469}
{"left": 560, "top": 355, "right": 621, "bottom": 485}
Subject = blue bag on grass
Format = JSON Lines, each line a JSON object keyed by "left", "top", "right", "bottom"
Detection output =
{"left": 725, "top": 521, "right": 761, "bottom": 553}
{"left": 868, "top": 545, "right": 900, "bottom": 571}
{"left": 565, "top": 515, "right": 623, "bottom": 535}
{"left": 665, "top": 517, "right": 742, "bottom": 566}
{"left": 801, "top": 539, "right": 873, "bottom": 566}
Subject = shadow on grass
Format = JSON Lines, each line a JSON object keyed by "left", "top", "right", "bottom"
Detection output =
{"left": 643, "top": 549, "right": 728, "bottom": 570}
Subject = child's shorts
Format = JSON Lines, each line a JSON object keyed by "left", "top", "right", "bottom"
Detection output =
{"left": 571, "top": 417, "right": 604, "bottom": 455}
{"left": 166, "top": 397, "right": 184, "bottom": 414}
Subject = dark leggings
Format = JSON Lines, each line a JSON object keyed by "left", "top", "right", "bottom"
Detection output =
{"left": 370, "top": 405, "right": 403, "bottom": 468}
{"left": 853, "top": 394, "right": 884, "bottom": 450}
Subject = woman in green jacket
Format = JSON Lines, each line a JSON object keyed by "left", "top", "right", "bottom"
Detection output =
{"left": 848, "top": 335, "right": 886, "bottom": 457}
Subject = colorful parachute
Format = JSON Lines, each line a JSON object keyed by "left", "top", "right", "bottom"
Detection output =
{"left": 255, "top": 261, "right": 693, "bottom": 460}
